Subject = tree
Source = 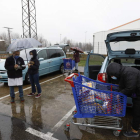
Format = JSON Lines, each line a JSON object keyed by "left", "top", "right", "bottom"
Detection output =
{"left": 37, "top": 35, "right": 49, "bottom": 47}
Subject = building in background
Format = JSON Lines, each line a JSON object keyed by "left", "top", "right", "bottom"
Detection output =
{"left": 0, "top": 40, "right": 6, "bottom": 54}
{"left": 93, "top": 18, "right": 140, "bottom": 54}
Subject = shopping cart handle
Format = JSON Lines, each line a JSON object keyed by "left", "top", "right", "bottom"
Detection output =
{"left": 64, "top": 73, "right": 79, "bottom": 87}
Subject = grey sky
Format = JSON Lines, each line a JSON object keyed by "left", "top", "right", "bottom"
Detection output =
{"left": 1, "top": 0, "right": 140, "bottom": 44}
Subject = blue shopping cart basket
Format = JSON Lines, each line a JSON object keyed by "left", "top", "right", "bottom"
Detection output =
{"left": 63, "top": 58, "right": 75, "bottom": 70}
{"left": 65, "top": 73, "right": 127, "bottom": 118}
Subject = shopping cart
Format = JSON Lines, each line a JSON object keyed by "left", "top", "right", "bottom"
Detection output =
{"left": 63, "top": 58, "right": 75, "bottom": 75}
{"left": 64, "top": 73, "right": 127, "bottom": 136}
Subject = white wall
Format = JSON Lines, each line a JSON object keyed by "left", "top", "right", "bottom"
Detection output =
{"left": 93, "top": 19, "right": 140, "bottom": 55}
{"left": 93, "top": 30, "right": 117, "bottom": 54}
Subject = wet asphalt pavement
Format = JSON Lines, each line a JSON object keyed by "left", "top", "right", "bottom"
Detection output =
{"left": 0, "top": 67, "right": 139, "bottom": 140}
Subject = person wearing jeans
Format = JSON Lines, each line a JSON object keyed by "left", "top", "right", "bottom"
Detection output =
{"left": 29, "top": 73, "right": 41, "bottom": 95}
{"left": 27, "top": 49, "right": 42, "bottom": 98}
{"left": 10, "top": 86, "right": 23, "bottom": 99}
{"left": 5, "top": 51, "right": 25, "bottom": 103}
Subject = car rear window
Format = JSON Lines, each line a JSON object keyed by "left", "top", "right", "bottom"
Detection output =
{"left": 110, "top": 40, "right": 140, "bottom": 51}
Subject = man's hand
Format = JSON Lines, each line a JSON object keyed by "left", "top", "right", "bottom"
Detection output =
{"left": 14, "top": 64, "right": 18, "bottom": 69}
{"left": 28, "top": 63, "right": 31, "bottom": 68}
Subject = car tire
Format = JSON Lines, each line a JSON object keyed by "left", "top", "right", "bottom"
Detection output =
{"left": 60, "top": 64, "right": 64, "bottom": 74}
{"left": 25, "top": 73, "right": 30, "bottom": 84}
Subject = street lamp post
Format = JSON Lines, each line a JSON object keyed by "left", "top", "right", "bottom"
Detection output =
{"left": 85, "top": 31, "right": 87, "bottom": 49}
{"left": 3, "top": 27, "right": 13, "bottom": 44}
{"left": 85, "top": 31, "right": 87, "bottom": 44}
{"left": 60, "top": 34, "right": 61, "bottom": 44}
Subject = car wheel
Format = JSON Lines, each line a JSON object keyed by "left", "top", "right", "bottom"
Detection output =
{"left": 60, "top": 64, "right": 64, "bottom": 74}
{"left": 25, "top": 73, "right": 30, "bottom": 84}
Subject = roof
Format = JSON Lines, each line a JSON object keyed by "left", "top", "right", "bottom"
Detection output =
{"left": 110, "top": 18, "right": 140, "bottom": 30}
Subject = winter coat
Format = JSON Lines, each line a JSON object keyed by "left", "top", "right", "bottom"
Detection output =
{"left": 5, "top": 56, "right": 25, "bottom": 78}
{"left": 73, "top": 51, "right": 80, "bottom": 63}
{"left": 28, "top": 49, "right": 40, "bottom": 75}
{"left": 107, "top": 62, "right": 140, "bottom": 97}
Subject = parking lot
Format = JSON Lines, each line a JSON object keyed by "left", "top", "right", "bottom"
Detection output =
{"left": 0, "top": 68, "right": 139, "bottom": 140}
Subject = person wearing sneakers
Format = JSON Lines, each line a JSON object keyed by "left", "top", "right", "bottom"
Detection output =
{"left": 27, "top": 49, "right": 42, "bottom": 98}
{"left": 107, "top": 62, "right": 140, "bottom": 138}
{"left": 5, "top": 51, "right": 25, "bottom": 103}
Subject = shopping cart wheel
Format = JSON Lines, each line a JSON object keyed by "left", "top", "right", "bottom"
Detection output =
{"left": 72, "top": 110, "right": 77, "bottom": 115}
{"left": 113, "top": 130, "right": 120, "bottom": 137}
{"left": 64, "top": 123, "right": 70, "bottom": 131}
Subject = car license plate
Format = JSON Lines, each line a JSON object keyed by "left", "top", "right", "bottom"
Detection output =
{"left": 0, "top": 76, "right": 2, "bottom": 78}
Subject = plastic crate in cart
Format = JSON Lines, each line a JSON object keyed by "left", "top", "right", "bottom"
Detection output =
{"left": 65, "top": 73, "right": 127, "bottom": 118}
{"left": 63, "top": 58, "right": 75, "bottom": 70}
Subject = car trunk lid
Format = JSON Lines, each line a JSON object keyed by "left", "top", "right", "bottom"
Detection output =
{"left": 105, "top": 30, "right": 140, "bottom": 58}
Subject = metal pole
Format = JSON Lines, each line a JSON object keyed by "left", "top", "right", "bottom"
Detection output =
{"left": 60, "top": 34, "right": 61, "bottom": 43}
{"left": 93, "top": 35, "right": 95, "bottom": 53}
{"left": 98, "top": 42, "right": 99, "bottom": 53}
{"left": 27, "top": 0, "right": 31, "bottom": 38}
{"left": 85, "top": 31, "right": 87, "bottom": 44}
{"left": 3, "top": 27, "right": 13, "bottom": 44}
{"left": 85, "top": 31, "right": 87, "bottom": 50}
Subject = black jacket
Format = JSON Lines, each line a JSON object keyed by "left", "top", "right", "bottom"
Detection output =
{"left": 107, "top": 62, "right": 140, "bottom": 97}
{"left": 5, "top": 56, "right": 25, "bottom": 78}
{"left": 28, "top": 50, "right": 40, "bottom": 75}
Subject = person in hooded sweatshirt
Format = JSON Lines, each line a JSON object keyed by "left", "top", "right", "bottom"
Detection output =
{"left": 27, "top": 49, "right": 42, "bottom": 98}
{"left": 107, "top": 62, "right": 140, "bottom": 138}
{"left": 5, "top": 51, "right": 25, "bottom": 103}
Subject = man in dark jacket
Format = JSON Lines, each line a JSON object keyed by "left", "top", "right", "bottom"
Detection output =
{"left": 27, "top": 50, "right": 42, "bottom": 98}
{"left": 107, "top": 62, "right": 140, "bottom": 137}
{"left": 5, "top": 51, "right": 25, "bottom": 103}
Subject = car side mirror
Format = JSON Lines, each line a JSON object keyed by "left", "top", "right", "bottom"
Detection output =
{"left": 39, "top": 58, "right": 44, "bottom": 61}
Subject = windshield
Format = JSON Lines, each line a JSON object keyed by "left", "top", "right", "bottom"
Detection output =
{"left": 20, "top": 48, "right": 38, "bottom": 61}
{"left": 109, "top": 40, "right": 140, "bottom": 51}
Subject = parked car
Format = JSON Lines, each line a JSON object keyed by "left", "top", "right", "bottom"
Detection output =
{"left": 84, "top": 30, "right": 140, "bottom": 107}
{"left": 0, "top": 47, "right": 66, "bottom": 84}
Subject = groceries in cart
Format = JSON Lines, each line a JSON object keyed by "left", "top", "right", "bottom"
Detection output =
{"left": 73, "top": 75, "right": 125, "bottom": 116}
{"left": 78, "top": 86, "right": 123, "bottom": 115}
{"left": 64, "top": 73, "right": 127, "bottom": 136}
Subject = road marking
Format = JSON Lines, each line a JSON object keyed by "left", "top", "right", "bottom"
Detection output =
{"left": 51, "top": 105, "right": 76, "bottom": 132}
{"left": 26, "top": 105, "right": 76, "bottom": 139}
{"left": 0, "top": 75, "right": 63, "bottom": 101}
{"left": 26, "top": 128, "right": 58, "bottom": 140}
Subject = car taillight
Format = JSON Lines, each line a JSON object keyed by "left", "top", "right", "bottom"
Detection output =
{"left": 98, "top": 73, "right": 107, "bottom": 83}
{"left": 127, "top": 103, "right": 133, "bottom": 107}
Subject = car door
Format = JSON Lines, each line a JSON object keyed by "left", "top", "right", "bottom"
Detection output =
{"left": 84, "top": 53, "right": 105, "bottom": 80}
{"left": 48, "top": 49, "right": 60, "bottom": 72}
{"left": 56, "top": 49, "right": 65, "bottom": 66}
{"left": 38, "top": 49, "right": 49, "bottom": 76}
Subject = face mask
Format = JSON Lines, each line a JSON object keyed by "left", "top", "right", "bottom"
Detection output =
{"left": 14, "top": 56, "right": 19, "bottom": 59}
{"left": 30, "top": 55, "right": 33, "bottom": 58}
{"left": 111, "top": 76, "right": 117, "bottom": 80}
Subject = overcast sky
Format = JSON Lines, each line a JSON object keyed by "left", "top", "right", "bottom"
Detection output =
{"left": 1, "top": 0, "right": 140, "bottom": 44}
